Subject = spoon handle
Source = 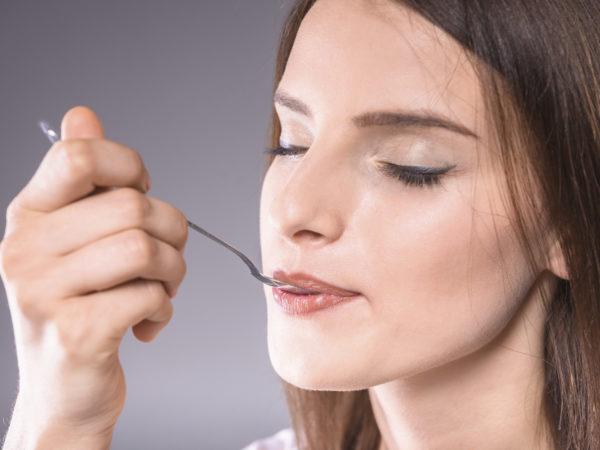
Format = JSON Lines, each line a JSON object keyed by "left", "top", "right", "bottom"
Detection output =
{"left": 186, "top": 219, "right": 267, "bottom": 283}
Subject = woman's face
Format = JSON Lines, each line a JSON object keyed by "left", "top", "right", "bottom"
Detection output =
{"left": 260, "top": 0, "right": 538, "bottom": 390}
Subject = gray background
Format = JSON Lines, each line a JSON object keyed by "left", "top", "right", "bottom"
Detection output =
{"left": 0, "top": 1, "right": 292, "bottom": 448}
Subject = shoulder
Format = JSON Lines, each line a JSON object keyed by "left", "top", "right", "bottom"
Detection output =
{"left": 241, "top": 428, "right": 297, "bottom": 450}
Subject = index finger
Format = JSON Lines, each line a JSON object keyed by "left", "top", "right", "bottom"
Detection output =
{"left": 16, "top": 138, "right": 151, "bottom": 213}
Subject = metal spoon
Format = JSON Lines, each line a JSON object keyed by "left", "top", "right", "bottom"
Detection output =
{"left": 37, "top": 120, "right": 315, "bottom": 294}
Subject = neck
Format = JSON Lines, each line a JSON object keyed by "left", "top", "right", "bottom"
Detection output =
{"left": 370, "top": 272, "right": 557, "bottom": 450}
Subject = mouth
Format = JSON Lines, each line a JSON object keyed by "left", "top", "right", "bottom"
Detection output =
{"left": 271, "top": 270, "right": 361, "bottom": 315}
{"left": 273, "top": 270, "right": 359, "bottom": 296}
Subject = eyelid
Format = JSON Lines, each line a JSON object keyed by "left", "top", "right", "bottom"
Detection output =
{"left": 377, "top": 161, "right": 456, "bottom": 188}
{"left": 264, "top": 144, "right": 308, "bottom": 157}
{"left": 376, "top": 160, "right": 455, "bottom": 174}
{"left": 266, "top": 145, "right": 458, "bottom": 190}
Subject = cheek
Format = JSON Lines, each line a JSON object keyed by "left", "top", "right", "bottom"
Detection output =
{"left": 350, "top": 184, "right": 534, "bottom": 372}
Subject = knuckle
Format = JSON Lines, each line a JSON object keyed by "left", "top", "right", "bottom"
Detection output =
{"left": 121, "top": 229, "right": 156, "bottom": 264}
{"left": 11, "top": 280, "right": 44, "bottom": 321}
{"left": 52, "top": 141, "right": 93, "bottom": 181}
{"left": 144, "top": 280, "right": 166, "bottom": 300}
{"left": 118, "top": 188, "right": 149, "bottom": 227}
{"left": 0, "top": 238, "right": 45, "bottom": 320}
{"left": 0, "top": 235, "right": 25, "bottom": 281}
{"left": 3, "top": 200, "right": 29, "bottom": 241}
{"left": 0, "top": 237, "right": 15, "bottom": 276}
{"left": 144, "top": 281, "right": 172, "bottom": 318}
{"left": 6, "top": 198, "right": 24, "bottom": 223}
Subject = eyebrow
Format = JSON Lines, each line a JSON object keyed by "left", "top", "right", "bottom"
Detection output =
{"left": 273, "top": 90, "right": 478, "bottom": 139}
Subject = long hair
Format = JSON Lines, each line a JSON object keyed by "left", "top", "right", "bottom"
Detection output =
{"left": 268, "top": 1, "right": 600, "bottom": 448}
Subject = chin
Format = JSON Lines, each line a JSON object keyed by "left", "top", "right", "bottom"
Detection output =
{"left": 265, "top": 309, "right": 367, "bottom": 391}
{"left": 268, "top": 350, "right": 364, "bottom": 392}
{"left": 266, "top": 329, "right": 390, "bottom": 392}
{"left": 265, "top": 296, "right": 401, "bottom": 391}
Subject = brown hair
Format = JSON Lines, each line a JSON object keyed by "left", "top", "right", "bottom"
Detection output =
{"left": 268, "top": 1, "right": 600, "bottom": 448}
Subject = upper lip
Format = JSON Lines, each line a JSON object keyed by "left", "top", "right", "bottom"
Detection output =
{"left": 272, "top": 270, "right": 360, "bottom": 297}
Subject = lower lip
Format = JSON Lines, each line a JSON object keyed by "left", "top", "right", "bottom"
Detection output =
{"left": 272, "top": 287, "right": 358, "bottom": 315}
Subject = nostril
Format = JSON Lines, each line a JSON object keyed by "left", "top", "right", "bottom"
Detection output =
{"left": 292, "top": 230, "right": 324, "bottom": 240}
{"left": 288, "top": 229, "right": 333, "bottom": 247}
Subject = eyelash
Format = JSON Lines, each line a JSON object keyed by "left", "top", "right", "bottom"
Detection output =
{"left": 266, "top": 145, "right": 307, "bottom": 158}
{"left": 377, "top": 162, "right": 449, "bottom": 187}
{"left": 266, "top": 145, "right": 453, "bottom": 188}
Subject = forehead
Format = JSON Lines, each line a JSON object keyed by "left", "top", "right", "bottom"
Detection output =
{"left": 279, "top": 0, "right": 484, "bottom": 134}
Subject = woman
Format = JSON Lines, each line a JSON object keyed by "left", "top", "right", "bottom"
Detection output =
{"left": 1, "top": 0, "right": 599, "bottom": 449}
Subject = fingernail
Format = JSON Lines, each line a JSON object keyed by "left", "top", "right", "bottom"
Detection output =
{"left": 145, "top": 174, "right": 152, "bottom": 191}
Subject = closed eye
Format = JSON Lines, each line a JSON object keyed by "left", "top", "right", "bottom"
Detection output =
{"left": 265, "top": 145, "right": 308, "bottom": 158}
{"left": 265, "top": 146, "right": 455, "bottom": 189}
{"left": 377, "top": 161, "right": 455, "bottom": 188}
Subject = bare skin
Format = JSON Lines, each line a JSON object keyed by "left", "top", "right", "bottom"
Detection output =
{"left": 260, "top": 0, "right": 563, "bottom": 448}
{"left": 0, "top": 107, "right": 187, "bottom": 449}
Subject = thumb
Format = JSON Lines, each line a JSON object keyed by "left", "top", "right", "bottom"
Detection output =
{"left": 60, "top": 106, "right": 105, "bottom": 140}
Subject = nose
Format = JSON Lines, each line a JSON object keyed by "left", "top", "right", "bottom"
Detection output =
{"left": 264, "top": 144, "right": 353, "bottom": 248}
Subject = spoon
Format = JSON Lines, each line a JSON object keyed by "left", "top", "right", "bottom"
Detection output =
{"left": 37, "top": 120, "right": 315, "bottom": 294}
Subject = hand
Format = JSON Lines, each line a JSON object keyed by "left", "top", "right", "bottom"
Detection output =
{"left": 0, "top": 107, "right": 187, "bottom": 449}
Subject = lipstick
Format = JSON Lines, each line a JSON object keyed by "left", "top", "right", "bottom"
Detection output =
{"left": 271, "top": 270, "right": 360, "bottom": 315}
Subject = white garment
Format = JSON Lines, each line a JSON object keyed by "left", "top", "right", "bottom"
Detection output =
{"left": 242, "top": 428, "right": 297, "bottom": 450}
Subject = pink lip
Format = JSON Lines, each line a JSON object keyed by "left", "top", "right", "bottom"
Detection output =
{"left": 271, "top": 270, "right": 360, "bottom": 315}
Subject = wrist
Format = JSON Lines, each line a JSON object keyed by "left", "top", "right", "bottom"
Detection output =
{"left": 3, "top": 401, "right": 115, "bottom": 450}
